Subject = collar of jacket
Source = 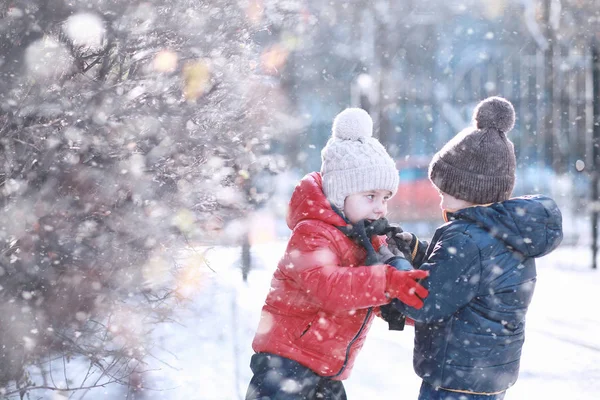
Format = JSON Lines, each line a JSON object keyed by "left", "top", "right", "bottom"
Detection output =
{"left": 442, "top": 209, "right": 456, "bottom": 223}
{"left": 443, "top": 202, "right": 494, "bottom": 222}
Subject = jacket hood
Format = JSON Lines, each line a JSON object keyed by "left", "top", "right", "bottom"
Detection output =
{"left": 454, "top": 195, "right": 563, "bottom": 258}
{"left": 286, "top": 172, "right": 347, "bottom": 229}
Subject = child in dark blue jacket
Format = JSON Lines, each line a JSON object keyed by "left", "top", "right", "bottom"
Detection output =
{"left": 389, "top": 97, "right": 563, "bottom": 399}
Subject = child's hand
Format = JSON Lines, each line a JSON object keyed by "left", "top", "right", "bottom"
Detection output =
{"left": 376, "top": 244, "right": 404, "bottom": 264}
{"left": 386, "top": 268, "right": 429, "bottom": 309}
{"left": 395, "top": 231, "right": 415, "bottom": 242}
{"left": 387, "top": 232, "right": 413, "bottom": 260}
{"left": 377, "top": 244, "right": 414, "bottom": 271}
{"left": 391, "top": 232, "right": 429, "bottom": 267}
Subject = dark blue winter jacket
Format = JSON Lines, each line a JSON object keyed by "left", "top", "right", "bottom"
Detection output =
{"left": 393, "top": 195, "right": 562, "bottom": 394}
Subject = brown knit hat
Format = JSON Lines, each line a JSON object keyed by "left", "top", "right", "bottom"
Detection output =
{"left": 428, "top": 96, "right": 517, "bottom": 204}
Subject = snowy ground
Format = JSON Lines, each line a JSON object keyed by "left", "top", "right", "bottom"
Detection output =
{"left": 133, "top": 237, "right": 600, "bottom": 400}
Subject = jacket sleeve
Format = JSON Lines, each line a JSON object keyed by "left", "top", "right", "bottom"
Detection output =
{"left": 279, "top": 222, "right": 390, "bottom": 312}
{"left": 393, "top": 228, "right": 481, "bottom": 323}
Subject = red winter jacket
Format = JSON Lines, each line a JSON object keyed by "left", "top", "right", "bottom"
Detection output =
{"left": 251, "top": 172, "right": 392, "bottom": 380}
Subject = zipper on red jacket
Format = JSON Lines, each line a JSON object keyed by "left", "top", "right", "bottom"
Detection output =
{"left": 325, "top": 307, "right": 373, "bottom": 379}
{"left": 299, "top": 323, "right": 311, "bottom": 338}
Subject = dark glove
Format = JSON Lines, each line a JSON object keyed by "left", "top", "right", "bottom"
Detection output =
{"left": 362, "top": 219, "right": 413, "bottom": 269}
{"left": 376, "top": 243, "right": 407, "bottom": 263}
{"left": 386, "top": 268, "right": 429, "bottom": 309}
{"left": 377, "top": 222, "right": 413, "bottom": 260}
{"left": 379, "top": 303, "right": 407, "bottom": 331}
{"left": 393, "top": 232, "right": 429, "bottom": 267}
{"left": 337, "top": 218, "right": 391, "bottom": 266}
{"left": 364, "top": 218, "right": 391, "bottom": 236}
{"left": 378, "top": 248, "right": 412, "bottom": 271}
{"left": 386, "top": 234, "right": 413, "bottom": 262}
{"left": 377, "top": 225, "right": 412, "bottom": 329}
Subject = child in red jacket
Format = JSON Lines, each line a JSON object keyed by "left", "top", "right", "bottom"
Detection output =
{"left": 245, "top": 108, "right": 429, "bottom": 400}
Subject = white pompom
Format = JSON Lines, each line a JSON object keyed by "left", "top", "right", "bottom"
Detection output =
{"left": 332, "top": 108, "right": 373, "bottom": 140}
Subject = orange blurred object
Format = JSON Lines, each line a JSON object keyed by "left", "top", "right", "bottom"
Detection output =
{"left": 260, "top": 44, "right": 289, "bottom": 75}
{"left": 245, "top": 0, "right": 264, "bottom": 25}
{"left": 388, "top": 156, "right": 441, "bottom": 222}
{"left": 182, "top": 60, "right": 210, "bottom": 101}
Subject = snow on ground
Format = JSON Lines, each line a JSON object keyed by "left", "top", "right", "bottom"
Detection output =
{"left": 134, "top": 240, "right": 600, "bottom": 400}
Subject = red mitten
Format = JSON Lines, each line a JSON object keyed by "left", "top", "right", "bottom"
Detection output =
{"left": 386, "top": 268, "right": 429, "bottom": 309}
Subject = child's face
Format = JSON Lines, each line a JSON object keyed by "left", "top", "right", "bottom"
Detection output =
{"left": 343, "top": 189, "right": 392, "bottom": 224}
{"left": 438, "top": 191, "right": 475, "bottom": 211}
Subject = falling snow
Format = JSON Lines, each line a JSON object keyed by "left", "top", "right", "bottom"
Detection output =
{"left": 63, "top": 13, "right": 106, "bottom": 50}
{"left": 1, "top": 0, "right": 599, "bottom": 398}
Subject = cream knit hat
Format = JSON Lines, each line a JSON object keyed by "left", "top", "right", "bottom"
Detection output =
{"left": 321, "top": 108, "right": 399, "bottom": 209}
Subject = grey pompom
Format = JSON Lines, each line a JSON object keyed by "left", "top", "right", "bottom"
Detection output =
{"left": 474, "top": 96, "right": 515, "bottom": 133}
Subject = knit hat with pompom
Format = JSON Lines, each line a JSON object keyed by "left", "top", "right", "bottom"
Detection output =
{"left": 321, "top": 108, "right": 399, "bottom": 209}
{"left": 429, "top": 96, "right": 517, "bottom": 204}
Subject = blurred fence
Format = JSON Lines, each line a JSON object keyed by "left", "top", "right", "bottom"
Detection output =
{"left": 384, "top": 46, "right": 593, "bottom": 176}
